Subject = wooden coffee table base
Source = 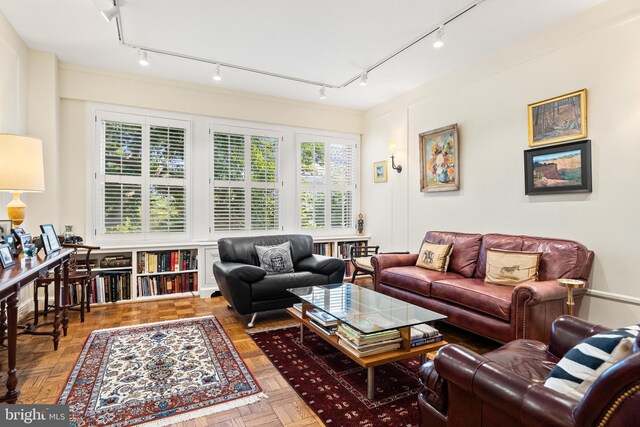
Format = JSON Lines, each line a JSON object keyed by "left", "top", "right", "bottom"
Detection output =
{"left": 288, "top": 306, "right": 446, "bottom": 400}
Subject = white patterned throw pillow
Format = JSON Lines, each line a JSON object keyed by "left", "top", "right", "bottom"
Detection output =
{"left": 255, "top": 241, "right": 295, "bottom": 275}
{"left": 544, "top": 325, "right": 640, "bottom": 400}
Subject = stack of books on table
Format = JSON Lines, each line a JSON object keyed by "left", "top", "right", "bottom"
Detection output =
{"left": 294, "top": 304, "right": 339, "bottom": 335}
{"left": 410, "top": 323, "right": 443, "bottom": 347}
{"left": 336, "top": 324, "right": 402, "bottom": 357}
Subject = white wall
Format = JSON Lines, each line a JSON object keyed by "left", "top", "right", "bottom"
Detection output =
{"left": 362, "top": 0, "right": 640, "bottom": 326}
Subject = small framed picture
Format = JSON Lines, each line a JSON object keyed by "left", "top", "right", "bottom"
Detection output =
{"left": 373, "top": 160, "right": 388, "bottom": 183}
{"left": 0, "top": 220, "right": 12, "bottom": 236}
{"left": 19, "top": 233, "right": 32, "bottom": 249}
{"left": 2, "top": 234, "right": 19, "bottom": 257}
{"left": 40, "top": 224, "right": 61, "bottom": 255}
{"left": 524, "top": 139, "right": 592, "bottom": 195}
{"left": 0, "top": 243, "right": 15, "bottom": 268}
{"left": 12, "top": 227, "right": 25, "bottom": 246}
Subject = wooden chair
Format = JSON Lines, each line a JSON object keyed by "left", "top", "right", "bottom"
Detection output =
{"left": 349, "top": 245, "right": 379, "bottom": 283}
{"left": 34, "top": 241, "right": 100, "bottom": 324}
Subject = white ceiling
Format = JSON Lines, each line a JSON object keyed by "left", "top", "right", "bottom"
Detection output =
{"left": 0, "top": 0, "right": 604, "bottom": 110}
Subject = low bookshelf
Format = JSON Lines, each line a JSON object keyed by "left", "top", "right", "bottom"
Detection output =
{"left": 313, "top": 235, "right": 370, "bottom": 279}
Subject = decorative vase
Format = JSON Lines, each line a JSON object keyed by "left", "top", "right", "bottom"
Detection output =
{"left": 437, "top": 171, "right": 448, "bottom": 183}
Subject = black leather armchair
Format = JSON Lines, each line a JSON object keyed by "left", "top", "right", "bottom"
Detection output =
{"left": 213, "top": 234, "right": 345, "bottom": 327}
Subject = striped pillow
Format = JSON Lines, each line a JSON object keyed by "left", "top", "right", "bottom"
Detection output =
{"left": 544, "top": 325, "right": 639, "bottom": 400}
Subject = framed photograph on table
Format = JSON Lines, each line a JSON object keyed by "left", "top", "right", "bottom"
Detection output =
{"left": 528, "top": 89, "right": 587, "bottom": 147}
{"left": 0, "top": 220, "right": 12, "bottom": 236}
{"left": 419, "top": 124, "right": 459, "bottom": 193}
{"left": 0, "top": 243, "right": 15, "bottom": 268}
{"left": 19, "top": 233, "right": 32, "bottom": 250}
{"left": 524, "top": 140, "right": 592, "bottom": 195}
{"left": 1, "top": 234, "right": 19, "bottom": 256}
{"left": 40, "top": 224, "right": 61, "bottom": 255}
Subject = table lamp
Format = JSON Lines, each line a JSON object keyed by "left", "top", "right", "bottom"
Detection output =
{"left": 556, "top": 278, "right": 586, "bottom": 316}
{"left": 0, "top": 134, "right": 45, "bottom": 226}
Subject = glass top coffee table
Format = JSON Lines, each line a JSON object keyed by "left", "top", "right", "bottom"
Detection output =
{"left": 287, "top": 283, "right": 447, "bottom": 399}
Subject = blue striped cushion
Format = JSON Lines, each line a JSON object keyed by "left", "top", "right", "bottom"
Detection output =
{"left": 544, "top": 325, "right": 639, "bottom": 400}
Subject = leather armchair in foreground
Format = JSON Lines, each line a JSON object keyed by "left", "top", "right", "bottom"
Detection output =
{"left": 418, "top": 315, "right": 640, "bottom": 427}
{"left": 213, "top": 234, "right": 345, "bottom": 327}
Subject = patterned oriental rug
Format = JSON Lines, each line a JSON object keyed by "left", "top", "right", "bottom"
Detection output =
{"left": 250, "top": 326, "right": 422, "bottom": 427}
{"left": 59, "top": 316, "right": 265, "bottom": 427}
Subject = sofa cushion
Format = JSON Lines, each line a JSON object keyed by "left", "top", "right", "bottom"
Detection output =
{"left": 430, "top": 278, "right": 513, "bottom": 321}
{"left": 255, "top": 241, "right": 294, "bottom": 275}
{"left": 544, "top": 325, "right": 640, "bottom": 400}
{"left": 380, "top": 266, "right": 463, "bottom": 297}
{"left": 416, "top": 240, "right": 453, "bottom": 272}
{"left": 251, "top": 271, "right": 327, "bottom": 301}
{"left": 424, "top": 231, "right": 482, "bottom": 277}
{"left": 485, "top": 249, "right": 541, "bottom": 285}
{"left": 484, "top": 339, "right": 559, "bottom": 384}
{"left": 521, "top": 237, "right": 589, "bottom": 281}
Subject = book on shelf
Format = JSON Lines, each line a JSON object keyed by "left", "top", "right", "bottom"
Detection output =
{"left": 411, "top": 334, "right": 444, "bottom": 348}
{"left": 411, "top": 323, "right": 441, "bottom": 340}
{"left": 337, "top": 323, "right": 400, "bottom": 346}
{"left": 99, "top": 255, "right": 132, "bottom": 268}
{"left": 306, "top": 308, "right": 338, "bottom": 327}
{"left": 310, "top": 319, "right": 337, "bottom": 336}
{"left": 336, "top": 332, "right": 402, "bottom": 350}
{"left": 338, "top": 339, "right": 400, "bottom": 358}
{"left": 136, "top": 272, "right": 198, "bottom": 297}
{"left": 91, "top": 272, "right": 131, "bottom": 304}
{"left": 138, "top": 249, "right": 199, "bottom": 274}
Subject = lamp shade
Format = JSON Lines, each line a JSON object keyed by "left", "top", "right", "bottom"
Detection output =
{"left": 0, "top": 134, "right": 45, "bottom": 192}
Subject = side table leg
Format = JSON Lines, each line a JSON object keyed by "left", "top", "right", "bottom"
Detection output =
{"left": 367, "top": 367, "right": 374, "bottom": 400}
{"left": 300, "top": 323, "right": 304, "bottom": 342}
{"left": 52, "top": 266, "right": 61, "bottom": 351}
{"left": 0, "top": 300, "right": 6, "bottom": 346}
{"left": 62, "top": 260, "right": 70, "bottom": 337}
{"left": 5, "top": 293, "right": 20, "bottom": 403}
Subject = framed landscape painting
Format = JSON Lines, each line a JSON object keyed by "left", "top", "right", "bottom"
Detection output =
{"left": 528, "top": 89, "right": 587, "bottom": 147}
{"left": 419, "top": 124, "right": 459, "bottom": 193}
{"left": 524, "top": 139, "right": 592, "bottom": 195}
{"left": 373, "top": 160, "right": 388, "bottom": 183}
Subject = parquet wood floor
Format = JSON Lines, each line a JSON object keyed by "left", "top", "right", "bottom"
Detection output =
{"left": 0, "top": 279, "right": 498, "bottom": 426}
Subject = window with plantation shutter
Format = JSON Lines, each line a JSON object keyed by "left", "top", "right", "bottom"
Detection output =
{"left": 95, "top": 111, "right": 190, "bottom": 241}
{"left": 211, "top": 126, "right": 281, "bottom": 234}
{"left": 298, "top": 135, "right": 358, "bottom": 232}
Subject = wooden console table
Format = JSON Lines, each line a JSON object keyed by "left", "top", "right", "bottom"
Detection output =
{"left": 0, "top": 248, "right": 73, "bottom": 403}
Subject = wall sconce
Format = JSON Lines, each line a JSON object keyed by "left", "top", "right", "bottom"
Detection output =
{"left": 391, "top": 155, "right": 402, "bottom": 173}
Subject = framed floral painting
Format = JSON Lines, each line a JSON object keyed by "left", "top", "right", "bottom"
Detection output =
{"left": 419, "top": 124, "right": 459, "bottom": 192}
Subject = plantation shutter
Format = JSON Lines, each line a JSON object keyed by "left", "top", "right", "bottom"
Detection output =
{"left": 298, "top": 136, "right": 357, "bottom": 231}
{"left": 211, "top": 127, "right": 281, "bottom": 233}
{"left": 96, "top": 112, "right": 190, "bottom": 240}
{"left": 101, "top": 119, "right": 144, "bottom": 234}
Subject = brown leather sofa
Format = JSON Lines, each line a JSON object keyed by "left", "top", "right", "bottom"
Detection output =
{"left": 372, "top": 231, "right": 594, "bottom": 343}
{"left": 418, "top": 315, "right": 640, "bottom": 427}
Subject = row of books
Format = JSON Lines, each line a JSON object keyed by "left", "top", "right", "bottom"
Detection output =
{"left": 137, "top": 250, "right": 198, "bottom": 274}
{"left": 91, "top": 273, "right": 132, "bottom": 303}
{"left": 136, "top": 272, "right": 198, "bottom": 297}
{"left": 313, "top": 243, "right": 334, "bottom": 257}
{"left": 337, "top": 323, "right": 402, "bottom": 357}
{"left": 336, "top": 241, "right": 368, "bottom": 260}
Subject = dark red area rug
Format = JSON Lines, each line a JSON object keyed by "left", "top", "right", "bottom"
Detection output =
{"left": 250, "top": 326, "right": 422, "bottom": 427}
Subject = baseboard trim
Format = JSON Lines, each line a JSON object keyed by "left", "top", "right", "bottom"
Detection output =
{"left": 587, "top": 289, "right": 640, "bottom": 306}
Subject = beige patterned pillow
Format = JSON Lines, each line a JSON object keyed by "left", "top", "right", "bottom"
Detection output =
{"left": 416, "top": 241, "right": 453, "bottom": 272}
{"left": 485, "top": 249, "right": 541, "bottom": 286}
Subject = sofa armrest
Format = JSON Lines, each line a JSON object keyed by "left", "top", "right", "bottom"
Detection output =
{"left": 215, "top": 262, "right": 266, "bottom": 283}
{"left": 548, "top": 315, "right": 609, "bottom": 358}
{"left": 295, "top": 254, "right": 345, "bottom": 282}
{"left": 435, "top": 344, "right": 578, "bottom": 427}
{"left": 213, "top": 261, "right": 266, "bottom": 315}
{"left": 511, "top": 280, "right": 588, "bottom": 342}
{"left": 371, "top": 253, "right": 419, "bottom": 271}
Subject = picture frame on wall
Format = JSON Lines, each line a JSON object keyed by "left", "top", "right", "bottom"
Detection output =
{"left": 0, "top": 220, "right": 12, "bottom": 236}
{"left": 419, "top": 124, "right": 459, "bottom": 193}
{"left": 373, "top": 160, "right": 388, "bottom": 183}
{"left": 528, "top": 89, "right": 587, "bottom": 147}
{"left": 524, "top": 139, "right": 592, "bottom": 195}
{"left": 40, "top": 224, "right": 61, "bottom": 255}
{"left": 0, "top": 243, "right": 15, "bottom": 268}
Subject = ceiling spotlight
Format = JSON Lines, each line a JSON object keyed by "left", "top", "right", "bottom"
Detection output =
{"left": 138, "top": 49, "right": 149, "bottom": 66}
{"left": 319, "top": 86, "right": 327, "bottom": 100}
{"left": 213, "top": 64, "right": 222, "bottom": 81}
{"left": 359, "top": 71, "right": 368, "bottom": 86}
{"left": 433, "top": 25, "right": 445, "bottom": 49}
{"left": 101, "top": 6, "right": 119, "bottom": 23}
